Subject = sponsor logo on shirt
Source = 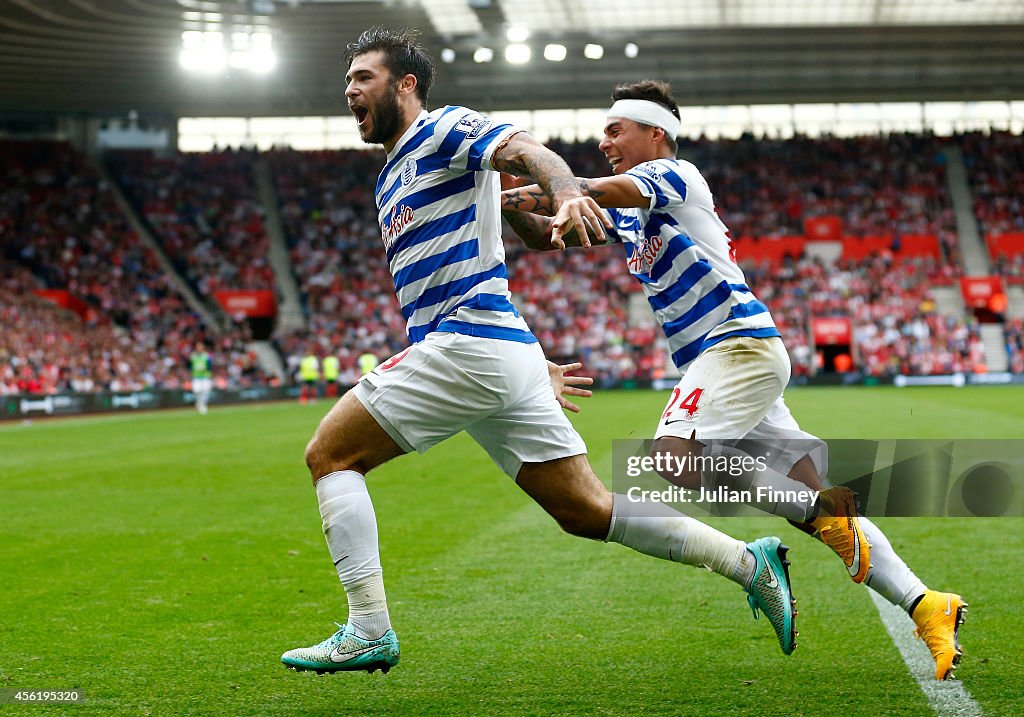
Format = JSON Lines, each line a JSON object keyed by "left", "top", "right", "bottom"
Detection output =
{"left": 382, "top": 203, "right": 414, "bottom": 251}
{"left": 627, "top": 233, "right": 664, "bottom": 273}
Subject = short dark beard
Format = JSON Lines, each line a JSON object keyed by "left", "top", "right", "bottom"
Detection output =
{"left": 362, "top": 84, "right": 402, "bottom": 145}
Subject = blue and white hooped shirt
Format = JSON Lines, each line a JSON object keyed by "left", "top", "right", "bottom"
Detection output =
{"left": 605, "top": 157, "right": 779, "bottom": 372}
{"left": 375, "top": 106, "right": 536, "bottom": 345}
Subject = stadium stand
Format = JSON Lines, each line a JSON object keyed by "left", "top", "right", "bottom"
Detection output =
{"left": 266, "top": 148, "right": 408, "bottom": 383}
{"left": 960, "top": 130, "right": 1024, "bottom": 283}
{"left": 676, "top": 132, "right": 959, "bottom": 267}
{"left": 107, "top": 149, "right": 274, "bottom": 296}
{"left": 5, "top": 129, "right": 1024, "bottom": 395}
{"left": 0, "top": 141, "right": 268, "bottom": 393}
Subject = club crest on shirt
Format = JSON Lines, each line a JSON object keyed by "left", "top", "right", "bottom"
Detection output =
{"left": 401, "top": 157, "right": 417, "bottom": 186}
{"left": 454, "top": 113, "right": 491, "bottom": 139}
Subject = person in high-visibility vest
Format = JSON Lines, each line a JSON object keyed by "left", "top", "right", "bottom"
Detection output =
{"left": 357, "top": 351, "right": 378, "bottom": 375}
{"left": 190, "top": 343, "right": 212, "bottom": 415}
{"left": 322, "top": 353, "right": 341, "bottom": 398}
{"left": 299, "top": 352, "right": 320, "bottom": 404}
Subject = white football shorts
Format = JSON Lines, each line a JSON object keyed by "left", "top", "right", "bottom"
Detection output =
{"left": 654, "top": 336, "right": 827, "bottom": 477}
{"left": 192, "top": 377, "right": 212, "bottom": 394}
{"left": 353, "top": 331, "right": 587, "bottom": 478}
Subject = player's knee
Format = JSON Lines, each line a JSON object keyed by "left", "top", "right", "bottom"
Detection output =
{"left": 304, "top": 433, "right": 345, "bottom": 483}
{"left": 304, "top": 434, "right": 326, "bottom": 482}
{"left": 651, "top": 437, "right": 702, "bottom": 489}
{"left": 305, "top": 430, "right": 366, "bottom": 484}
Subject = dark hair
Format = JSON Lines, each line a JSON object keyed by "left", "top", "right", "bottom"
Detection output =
{"left": 611, "top": 80, "right": 680, "bottom": 153}
{"left": 345, "top": 27, "right": 436, "bottom": 104}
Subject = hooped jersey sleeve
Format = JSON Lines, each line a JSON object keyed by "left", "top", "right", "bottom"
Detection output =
{"left": 430, "top": 106, "right": 520, "bottom": 174}
{"left": 623, "top": 159, "right": 689, "bottom": 211}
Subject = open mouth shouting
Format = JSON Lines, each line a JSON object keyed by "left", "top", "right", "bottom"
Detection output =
{"left": 350, "top": 103, "right": 370, "bottom": 129}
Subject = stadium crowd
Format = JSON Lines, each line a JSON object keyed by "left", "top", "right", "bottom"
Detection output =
{"left": 678, "top": 133, "right": 958, "bottom": 250}
{"left": 961, "top": 130, "right": 1024, "bottom": 237}
{"left": 960, "top": 130, "right": 1024, "bottom": 283}
{"left": 746, "top": 254, "right": 982, "bottom": 377}
{"left": 1, "top": 264, "right": 266, "bottom": 395}
{"left": 267, "top": 148, "right": 408, "bottom": 382}
{"left": 108, "top": 149, "right": 274, "bottom": 296}
{"left": 0, "top": 141, "right": 267, "bottom": 394}
{"left": 5, "top": 129, "right": 1024, "bottom": 396}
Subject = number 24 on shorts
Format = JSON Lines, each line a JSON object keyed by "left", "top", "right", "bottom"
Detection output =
{"left": 662, "top": 387, "right": 704, "bottom": 420}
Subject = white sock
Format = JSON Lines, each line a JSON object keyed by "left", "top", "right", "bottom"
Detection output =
{"left": 606, "top": 493, "right": 755, "bottom": 587}
{"left": 344, "top": 574, "right": 391, "bottom": 640}
{"left": 702, "top": 443, "right": 818, "bottom": 522}
{"left": 316, "top": 470, "right": 392, "bottom": 640}
{"left": 859, "top": 517, "right": 928, "bottom": 612}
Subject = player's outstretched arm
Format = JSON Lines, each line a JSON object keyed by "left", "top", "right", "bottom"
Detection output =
{"left": 547, "top": 361, "right": 594, "bottom": 413}
{"left": 499, "top": 172, "right": 607, "bottom": 251}
{"left": 502, "top": 175, "right": 648, "bottom": 211}
{"left": 491, "top": 132, "right": 609, "bottom": 249}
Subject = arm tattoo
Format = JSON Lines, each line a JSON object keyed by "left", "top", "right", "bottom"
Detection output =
{"left": 492, "top": 133, "right": 581, "bottom": 209}
{"left": 522, "top": 152, "right": 579, "bottom": 205}
{"left": 501, "top": 188, "right": 552, "bottom": 215}
{"left": 506, "top": 190, "right": 526, "bottom": 209}
{"left": 501, "top": 210, "right": 555, "bottom": 251}
{"left": 579, "top": 179, "right": 606, "bottom": 202}
{"left": 527, "top": 189, "right": 549, "bottom": 214}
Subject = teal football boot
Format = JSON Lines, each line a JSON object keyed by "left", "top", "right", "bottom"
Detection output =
{"left": 282, "top": 623, "right": 399, "bottom": 674}
{"left": 744, "top": 537, "right": 797, "bottom": 655}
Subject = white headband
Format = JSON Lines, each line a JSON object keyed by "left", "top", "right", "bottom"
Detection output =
{"left": 607, "top": 99, "right": 680, "bottom": 139}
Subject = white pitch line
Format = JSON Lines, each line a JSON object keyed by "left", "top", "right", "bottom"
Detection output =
{"left": 869, "top": 591, "right": 983, "bottom": 717}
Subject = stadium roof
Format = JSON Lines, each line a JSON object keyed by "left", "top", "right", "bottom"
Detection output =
{"left": 1, "top": 0, "right": 1022, "bottom": 118}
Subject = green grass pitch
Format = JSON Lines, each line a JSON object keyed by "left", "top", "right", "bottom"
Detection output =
{"left": 2, "top": 386, "right": 1023, "bottom": 716}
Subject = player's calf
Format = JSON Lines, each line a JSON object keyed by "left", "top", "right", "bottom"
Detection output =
{"left": 517, "top": 455, "right": 614, "bottom": 540}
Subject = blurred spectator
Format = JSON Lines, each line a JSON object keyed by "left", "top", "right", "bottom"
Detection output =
{"left": 1005, "top": 319, "right": 1024, "bottom": 374}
